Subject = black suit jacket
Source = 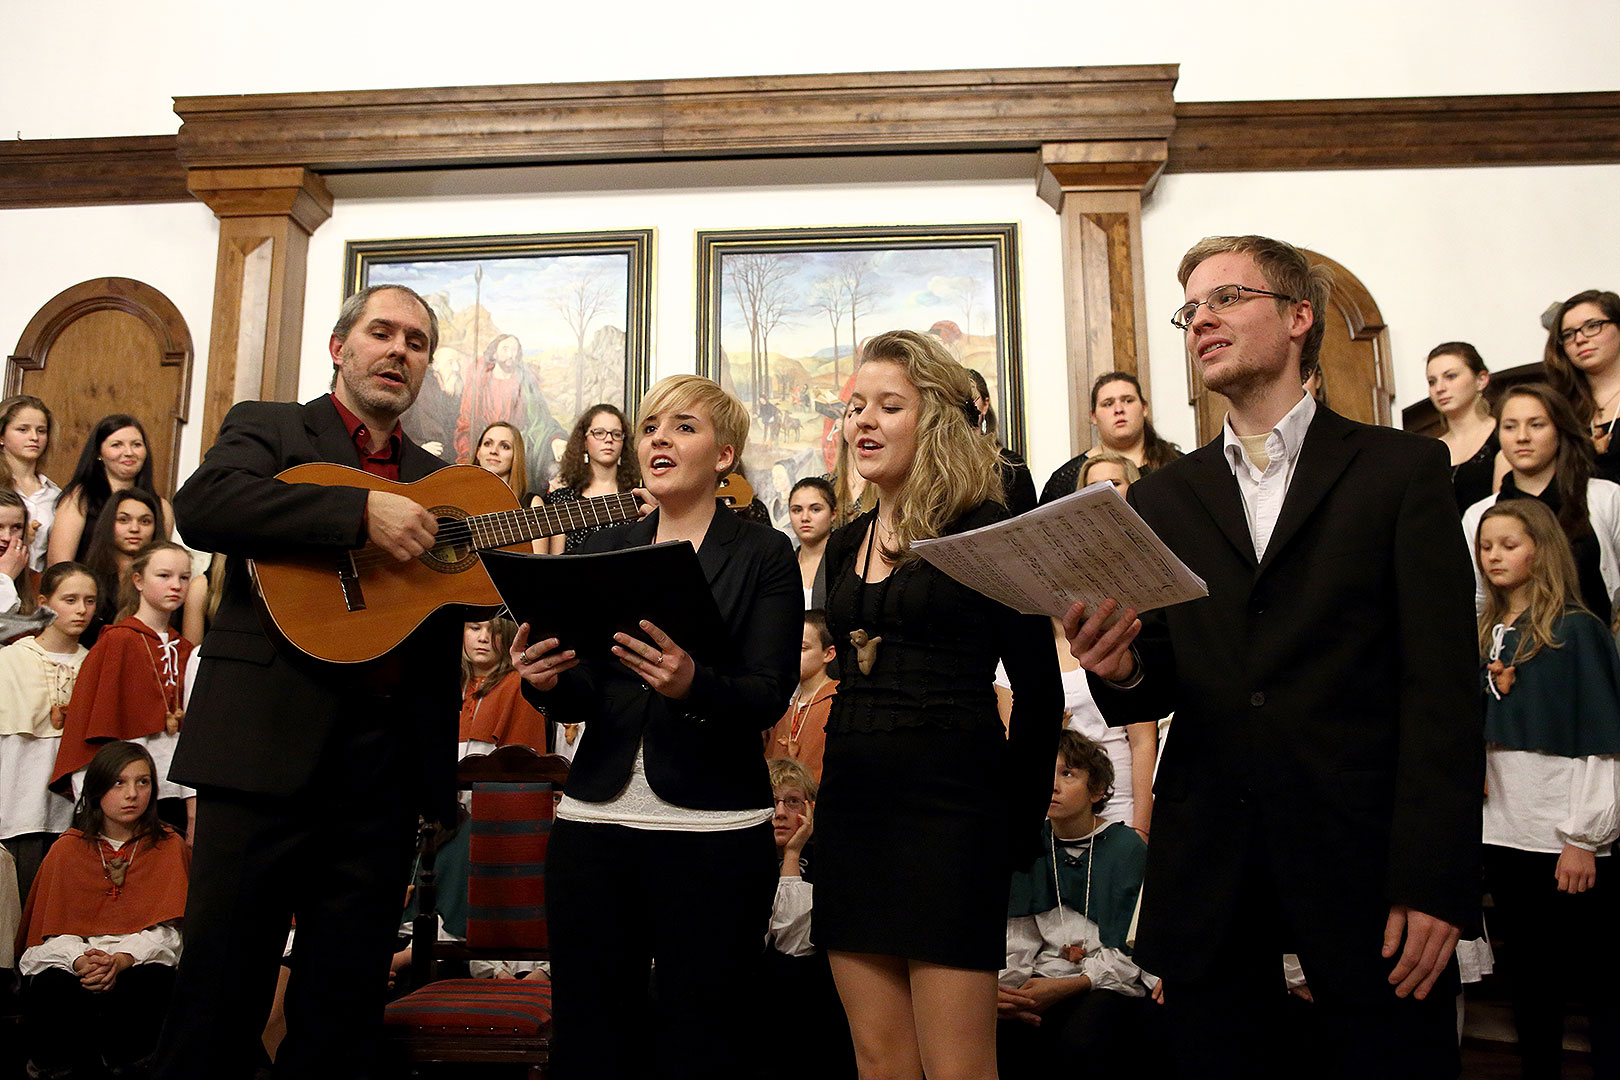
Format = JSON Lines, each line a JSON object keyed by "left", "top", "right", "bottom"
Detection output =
{"left": 1089, "top": 406, "right": 1483, "bottom": 990}
{"left": 530, "top": 505, "right": 801, "bottom": 810}
{"left": 170, "top": 397, "right": 461, "bottom": 820}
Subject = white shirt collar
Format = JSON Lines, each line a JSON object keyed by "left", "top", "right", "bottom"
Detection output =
{"left": 1222, "top": 391, "right": 1317, "bottom": 478}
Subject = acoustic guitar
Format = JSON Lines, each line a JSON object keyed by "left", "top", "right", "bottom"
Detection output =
{"left": 248, "top": 463, "right": 640, "bottom": 664}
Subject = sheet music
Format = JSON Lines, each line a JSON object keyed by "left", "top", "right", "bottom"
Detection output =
{"left": 911, "top": 482, "right": 1207, "bottom": 619}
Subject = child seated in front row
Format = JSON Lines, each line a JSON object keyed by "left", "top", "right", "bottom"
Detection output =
{"left": 764, "top": 610, "right": 837, "bottom": 783}
{"left": 763, "top": 757, "right": 855, "bottom": 1079}
{"left": 17, "top": 740, "right": 191, "bottom": 1078}
{"left": 999, "top": 730, "right": 1157, "bottom": 1077}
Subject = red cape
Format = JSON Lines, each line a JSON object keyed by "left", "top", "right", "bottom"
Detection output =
{"left": 460, "top": 670, "right": 549, "bottom": 752}
{"left": 16, "top": 826, "right": 190, "bottom": 953}
{"left": 51, "top": 617, "right": 195, "bottom": 791}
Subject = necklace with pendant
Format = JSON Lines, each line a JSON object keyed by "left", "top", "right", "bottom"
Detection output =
{"left": 142, "top": 626, "right": 185, "bottom": 734}
{"left": 778, "top": 677, "right": 827, "bottom": 755}
{"left": 1050, "top": 824, "right": 1096, "bottom": 965}
{"left": 99, "top": 838, "right": 134, "bottom": 898}
{"left": 849, "top": 511, "right": 891, "bottom": 676}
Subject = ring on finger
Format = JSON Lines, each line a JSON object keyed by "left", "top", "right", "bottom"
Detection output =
{"left": 656, "top": 652, "right": 664, "bottom": 664}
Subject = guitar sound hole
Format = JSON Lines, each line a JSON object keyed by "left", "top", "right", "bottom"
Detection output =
{"left": 420, "top": 514, "right": 479, "bottom": 574}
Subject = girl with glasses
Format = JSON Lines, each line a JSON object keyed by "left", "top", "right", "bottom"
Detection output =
{"left": 538, "top": 403, "right": 642, "bottom": 555}
{"left": 1543, "top": 289, "right": 1620, "bottom": 483}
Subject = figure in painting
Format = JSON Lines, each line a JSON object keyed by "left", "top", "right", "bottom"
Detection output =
{"left": 453, "top": 334, "right": 566, "bottom": 468}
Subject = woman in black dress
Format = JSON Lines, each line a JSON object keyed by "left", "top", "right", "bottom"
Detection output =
{"left": 538, "top": 403, "right": 642, "bottom": 554}
{"left": 1424, "top": 342, "right": 1502, "bottom": 512}
{"left": 965, "top": 366, "right": 1036, "bottom": 516}
{"left": 816, "top": 330, "right": 1062, "bottom": 1080}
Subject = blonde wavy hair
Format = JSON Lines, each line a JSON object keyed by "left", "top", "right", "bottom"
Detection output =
{"left": 1475, "top": 499, "right": 1586, "bottom": 663}
{"left": 854, "top": 330, "right": 1003, "bottom": 561}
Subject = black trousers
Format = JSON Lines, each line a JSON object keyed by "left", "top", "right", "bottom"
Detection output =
{"left": 24, "top": 963, "right": 175, "bottom": 1070}
{"left": 545, "top": 818, "right": 778, "bottom": 1080}
{"left": 1159, "top": 843, "right": 1460, "bottom": 1079}
{"left": 152, "top": 714, "right": 421, "bottom": 1080}
{"left": 1485, "top": 844, "right": 1620, "bottom": 1080}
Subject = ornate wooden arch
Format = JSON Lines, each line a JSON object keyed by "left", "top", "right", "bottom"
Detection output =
{"left": 7, "top": 276, "right": 194, "bottom": 494}
{"left": 1189, "top": 250, "right": 1394, "bottom": 443}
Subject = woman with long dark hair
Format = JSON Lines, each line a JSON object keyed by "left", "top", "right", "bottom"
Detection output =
{"left": 79, "top": 487, "right": 163, "bottom": 645}
{"left": 540, "top": 403, "right": 642, "bottom": 554}
{"left": 1544, "top": 289, "right": 1620, "bottom": 483}
{"left": 17, "top": 740, "right": 190, "bottom": 1079}
{"left": 47, "top": 414, "right": 172, "bottom": 567}
{"left": 1039, "top": 372, "right": 1182, "bottom": 504}
{"left": 1460, "top": 383, "right": 1620, "bottom": 624}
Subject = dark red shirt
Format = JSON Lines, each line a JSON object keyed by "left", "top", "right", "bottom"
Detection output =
{"left": 329, "top": 393, "right": 403, "bottom": 481}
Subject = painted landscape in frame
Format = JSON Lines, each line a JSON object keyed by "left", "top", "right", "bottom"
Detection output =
{"left": 696, "top": 224, "right": 1022, "bottom": 533}
{"left": 345, "top": 230, "right": 653, "bottom": 492}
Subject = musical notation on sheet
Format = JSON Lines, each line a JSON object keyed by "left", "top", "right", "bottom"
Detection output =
{"left": 911, "top": 482, "right": 1207, "bottom": 619}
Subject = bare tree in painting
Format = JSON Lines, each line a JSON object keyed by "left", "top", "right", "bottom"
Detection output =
{"left": 833, "top": 252, "right": 876, "bottom": 373}
{"left": 808, "top": 277, "right": 848, "bottom": 388}
{"left": 945, "top": 276, "right": 985, "bottom": 340}
{"left": 758, "top": 277, "right": 797, "bottom": 406}
{"left": 725, "top": 253, "right": 798, "bottom": 406}
{"left": 552, "top": 270, "right": 614, "bottom": 419}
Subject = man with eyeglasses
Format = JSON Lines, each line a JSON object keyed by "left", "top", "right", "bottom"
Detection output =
{"left": 1065, "top": 235, "right": 1481, "bottom": 1077}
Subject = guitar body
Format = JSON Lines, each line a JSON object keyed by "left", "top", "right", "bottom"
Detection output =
{"left": 250, "top": 463, "right": 533, "bottom": 664}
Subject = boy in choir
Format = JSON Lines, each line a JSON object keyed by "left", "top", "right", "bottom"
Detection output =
{"left": 764, "top": 609, "right": 837, "bottom": 782}
{"left": 998, "top": 730, "right": 1155, "bottom": 1077}
{"left": 763, "top": 757, "right": 855, "bottom": 1079}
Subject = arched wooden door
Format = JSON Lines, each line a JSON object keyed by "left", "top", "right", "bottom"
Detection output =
{"left": 1189, "top": 251, "right": 1394, "bottom": 444}
{"left": 6, "top": 278, "right": 193, "bottom": 497}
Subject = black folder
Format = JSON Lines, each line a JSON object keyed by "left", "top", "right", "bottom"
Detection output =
{"left": 481, "top": 542, "right": 727, "bottom": 663}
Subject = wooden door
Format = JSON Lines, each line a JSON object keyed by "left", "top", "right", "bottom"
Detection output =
{"left": 1189, "top": 251, "right": 1393, "bottom": 444}
{"left": 6, "top": 278, "right": 193, "bottom": 496}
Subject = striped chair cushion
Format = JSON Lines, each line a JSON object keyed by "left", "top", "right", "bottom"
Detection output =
{"left": 384, "top": 977, "right": 553, "bottom": 1035}
{"left": 466, "top": 782, "right": 554, "bottom": 951}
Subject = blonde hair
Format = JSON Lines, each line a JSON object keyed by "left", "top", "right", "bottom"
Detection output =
{"left": 636, "top": 375, "right": 749, "bottom": 478}
{"left": 767, "top": 756, "right": 818, "bottom": 802}
{"left": 475, "top": 421, "right": 529, "bottom": 498}
{"left": 1475, "top": 499, "right": 1585, "bottom": 663}
{"left": 1176, "top": 235, "right": 1335, "bottom": 380}
{"left": 857, "top": 331, "right": 1003, "bottom": 561}
{"left": 1079, "top": 451, "right": 1141, "bottom": 490}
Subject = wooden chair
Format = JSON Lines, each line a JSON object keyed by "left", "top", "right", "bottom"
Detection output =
{"left": 384, "top": 745, "right": 569, "bottom": 1078}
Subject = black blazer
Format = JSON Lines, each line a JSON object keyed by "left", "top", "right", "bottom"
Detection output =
{"left": 529, "top": 504, "right": 801, "bottom": 810}
{"left": 1089, "top": 406, "right": 1483, "bottom": 991}
{"left": 170, "top": 397, "right": 461, "bottom": 819}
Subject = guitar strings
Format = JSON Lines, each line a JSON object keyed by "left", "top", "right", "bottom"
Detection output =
{"left": 339, "top": 493, "right": 641, "bottom": 571}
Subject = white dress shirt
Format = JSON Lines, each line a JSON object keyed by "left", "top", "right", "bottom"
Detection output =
{"left": 1221, "top": 392, "right": 1317, "bottom": 560}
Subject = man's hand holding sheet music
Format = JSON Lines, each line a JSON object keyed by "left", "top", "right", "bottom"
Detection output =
{"left": 1060, "top": 597, "right": 1142, "bottom": 683}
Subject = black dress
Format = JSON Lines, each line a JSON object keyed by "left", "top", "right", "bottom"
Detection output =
{"left": 1448, "top": 429, "right": 1499, "bottom": 514}
{"left": 542, "top": 485, "right": 629, "bottom": 554}
{"left": 813, "top": 502, "right": 1062, "bottom": 970}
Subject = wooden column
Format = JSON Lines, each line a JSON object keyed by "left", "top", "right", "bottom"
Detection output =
{"left": 187, "top": 167, "right": 332, "bottom": 446}
{"left": 1038, "top": 141, "right": 1167, "bottom": 456}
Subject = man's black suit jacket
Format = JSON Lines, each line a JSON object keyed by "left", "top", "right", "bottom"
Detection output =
{"left": 170, "top": 396, "right": 460, "bottom": 821}
{"left": 1089, "top": 406, "right": 1483, "bottom": 992}
{"left": 529, "top": 505, "right": 801, "bottom": 811}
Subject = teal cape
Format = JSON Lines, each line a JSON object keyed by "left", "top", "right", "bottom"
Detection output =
{"left": 1485, "top": 610, "right": 1620, "bottom": 758}
{"left": 1007, "top": 819, "right": 1146, "bottom": 951}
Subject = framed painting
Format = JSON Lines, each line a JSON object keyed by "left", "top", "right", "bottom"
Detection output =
{"left": 695, "top": 223, "right": 1022, "bottom": 532}
{"left": 345, "top": 229, "right": 653, "bottom": 492}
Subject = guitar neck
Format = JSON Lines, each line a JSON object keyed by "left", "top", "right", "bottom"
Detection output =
{"left": 462, "top": 491, "right": 639, "bottom": 551}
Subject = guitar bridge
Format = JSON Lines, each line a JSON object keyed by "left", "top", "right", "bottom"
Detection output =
{"left": 338, "top": 551, "right": 366, "bottom": 612}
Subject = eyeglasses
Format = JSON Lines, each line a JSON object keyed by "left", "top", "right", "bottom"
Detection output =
{"left": 1559, "top": 318, "right": 1615, "bottom": 346}
{"left": 1170, "top": 284, "right": 1298, "bottom": 330}
{"left": 586, "top": 428, "right": 626, "bottom": 442}
{"left": 773, "top": 795, "right": 807, "bottom": 811}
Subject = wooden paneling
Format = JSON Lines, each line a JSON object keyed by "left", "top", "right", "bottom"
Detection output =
{"left": 1169, "top": 92, "right": 1620, "bottom": 173}
{"left": 6, "top": 277, "right": 194, "bottom": 495}
{"left": 173, "top": 67, "right": 1180, "bottom": 170}
{"left": 0, "top": 135, "right": 188, "bottom": 208}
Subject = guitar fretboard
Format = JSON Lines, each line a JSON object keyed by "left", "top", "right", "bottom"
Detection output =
{"left": 461, "top": 491, "right": 640, "bottom": 550}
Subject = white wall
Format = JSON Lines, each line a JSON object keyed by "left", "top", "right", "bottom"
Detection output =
{"left": 4, "top": 0, "right": 1617, "bottom": 139}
